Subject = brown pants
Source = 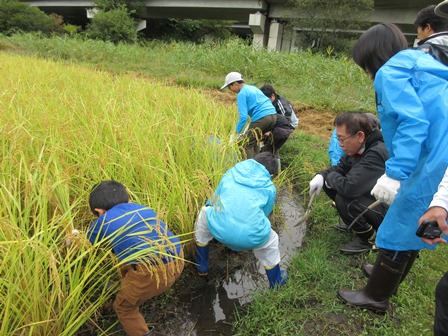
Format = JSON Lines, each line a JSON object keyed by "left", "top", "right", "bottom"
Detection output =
{"left": 113, "top": 252, "right": 184, "bottom": 336}
{"left": 245, "top": 114, "right": 277, "bottom": 159}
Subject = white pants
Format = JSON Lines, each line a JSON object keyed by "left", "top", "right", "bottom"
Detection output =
{"left": 194, "top": 206, "right": 281, "bottom": 268}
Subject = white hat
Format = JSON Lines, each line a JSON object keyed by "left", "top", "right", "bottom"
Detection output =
{"left": 220, "top": 72, "right": 244, "bottom": 90}
{"left": 435, "top": 0, "right": 448, "bottom": 18}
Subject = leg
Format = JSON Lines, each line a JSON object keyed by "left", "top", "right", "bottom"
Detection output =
{"left": 114, "top": 257, "right": 184, "bottom": 336}
{"left": 253, "top": 229, "right": 287, "bottom": 288}
{"left": 245, "top": 115, "right": 277, "bottom": 159}
{"left": 194, "top": 206, "right": 213, "bottom": 275}
{"left": 337, "top": 249, "right": 412, "bottom": 313}
{"left": 332, "top": 193, "right": 387, "bottom": 255}
{"left": 435, "top": 272, "right": 448, "bottom": 336}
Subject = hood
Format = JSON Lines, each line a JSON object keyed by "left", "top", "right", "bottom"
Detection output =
{"left": 230, "top": 159, "right": 272, "bottom": 188}
{"left": 365, "top": 128, "right": 384, "bottom": 148}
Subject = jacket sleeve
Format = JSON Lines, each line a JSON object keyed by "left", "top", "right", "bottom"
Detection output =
{"left": 430, "top": 167, "right": 448, "bottom": 212}
{"left": 375, "top": 67, "right": 429, "bottom": 181}
{"left": 324, "top": 149, "right": 386, "bottom": 198}
{"left": 236, "top": 92, "right": 249, "bottom": 133}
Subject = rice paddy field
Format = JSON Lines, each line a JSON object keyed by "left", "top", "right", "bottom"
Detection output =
{"left": 0, "top": 52, "right": 245, "bottom": 335}
{"left": 1, "top": 34, "right": 448, "bottom": 336}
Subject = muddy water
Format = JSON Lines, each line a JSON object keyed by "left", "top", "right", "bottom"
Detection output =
{"left": 158, "top": 189, "right": 306, "bottom": 336}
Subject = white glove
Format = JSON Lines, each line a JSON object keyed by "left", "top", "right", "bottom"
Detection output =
{"left": 371, "top": 174, "right": 401, "bottom": 205}
{"left": 65, "top": 229, "right": 80, "bottom": 246}
{"left": 309, "top": 174, "right": 324, "bottom": 196}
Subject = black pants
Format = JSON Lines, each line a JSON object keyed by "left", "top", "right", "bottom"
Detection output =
{"left": 435, "top": 272, "right": 448, "bottom": 336}
{"left": 323, "top": 186, "right": 388, "bottom": 234}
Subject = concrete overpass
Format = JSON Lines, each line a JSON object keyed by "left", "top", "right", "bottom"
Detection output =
{"left": 26, "top": 0, "right": 436, "bottom": 51}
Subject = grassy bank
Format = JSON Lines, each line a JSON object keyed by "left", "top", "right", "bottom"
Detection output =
{"left": 0, "top": 34, "right": 446, "bottom": 335}
{"left": 0, "top": 33, "right": 375, "bottom": 113}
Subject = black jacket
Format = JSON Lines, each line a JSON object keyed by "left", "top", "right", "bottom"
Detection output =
{"left": 416, "top": 32, "right": 448, "bottom": 66}
{"left": 319, "top": 129, "right": 389, "bottom": 199}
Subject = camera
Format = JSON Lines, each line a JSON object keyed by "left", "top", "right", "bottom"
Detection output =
{"left": 416, "top": 220, "right": 442, "bottom": 239}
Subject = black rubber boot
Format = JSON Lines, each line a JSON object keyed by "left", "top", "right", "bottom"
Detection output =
{"left": 337, "top": 251, "right": 407, "bottom": 313}
{"left": 362, "top": 250, "right": 418, "bottom": 280}
{"left": 340, "top": 225, "right": 375, "bottom": 255}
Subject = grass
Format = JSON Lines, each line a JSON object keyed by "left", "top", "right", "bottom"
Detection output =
{"left": 0, "top": 33, "right": 446, "bottom": 335}
{"left": 0, "top": 33, "right": 375, "bottom": 112}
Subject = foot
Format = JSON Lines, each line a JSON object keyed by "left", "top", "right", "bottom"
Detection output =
{"left": 337, "top": 289, "right": 388, "bottom": 313}
{"left": 340, "top": 238, "right": 373, "bottom": 255}
{"left": 333, "top": 222, "right": 350, "bottom": 232}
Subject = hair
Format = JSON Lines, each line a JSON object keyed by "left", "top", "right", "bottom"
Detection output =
{"left": 351, "top": 23, "right": 408, "bottom": 78}
{"left": 364, "top": 112, "right": 381, "bottom": 130}
{"left": 253, "top": 152, "right": 279, "bottom": 176}
{"left": 260, "top": 84, "right": 276, "bottom": 98}
{"left": 414, "top": 5, "right": 448, "bottom": 32}
{"left": 89, "top": 180, "right": 129, "bottom": 216}
{"left": 334, "top": 112, "right": 373, "bottom": 138}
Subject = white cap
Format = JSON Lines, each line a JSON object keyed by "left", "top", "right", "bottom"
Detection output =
{"left": 435, "top": 0, "right": 448, "bottom": 18}
{"left": 220, "top": 72, "right": 243, "bottom": 90}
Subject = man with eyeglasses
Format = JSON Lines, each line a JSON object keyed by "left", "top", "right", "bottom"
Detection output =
{"left": 308, "top": 112, "right": 389, "bottom": 254}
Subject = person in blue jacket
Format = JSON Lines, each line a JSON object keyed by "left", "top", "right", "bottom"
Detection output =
{"left": 328, "top": 129, "right": 346, "bottom": 166}
{"left": 87, "top": 180, "right": 184, "bottom": 336}
{"left": 193, "top": 152, "right": 287, "bottom": 289}
{"left": 221, "top": 72, "right": 277, "bottom": 159}
{"left": 337, "top": 23, "right": 448, "bottom": 313}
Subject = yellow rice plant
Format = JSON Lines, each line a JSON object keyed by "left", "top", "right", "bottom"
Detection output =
{"left": 0, "top": 53, "right": 241, "bottom": 334}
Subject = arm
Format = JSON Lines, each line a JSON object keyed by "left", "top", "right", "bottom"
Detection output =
{"left": 374, "top": 68, "right": 430, "bottom": 181}
{"left": 235, "top": 92, "right": 249, "bottom": 133}
{"left": 325, "top": 149, "right": 386, "bottom": 198}
{"left": 418, "top": 167, "right": 448, "bottom": 245}
{"left": 262, "top": 186, "right": 276, "bottom": 217}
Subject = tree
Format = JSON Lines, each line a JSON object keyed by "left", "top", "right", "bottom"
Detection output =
{"left": 86, "top": 0, "right": 140, "bottom": 43}
{"left": 288, "top": 0, "right": 374, "bottom": 53}
{"left": 86, "top": 5, "right": 137, "bottom": 43}
{"left": 0, "top": 0, "right": 62, "bottom": 34}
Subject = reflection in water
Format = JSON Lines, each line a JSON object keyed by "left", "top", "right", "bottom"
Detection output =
{"left": 160, "top": 190, "right": 305, "bottom": 336}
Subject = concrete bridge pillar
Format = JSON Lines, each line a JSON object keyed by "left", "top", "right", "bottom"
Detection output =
{"left": 249, "top": 12, "right": 267, "bottom": 49}
{"left": 267, "top": 20, "right": 283, "bottom": 51}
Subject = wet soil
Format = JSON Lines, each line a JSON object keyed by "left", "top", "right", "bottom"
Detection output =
{"left": 145, "top": 189, "right": 306, "bottom": 336}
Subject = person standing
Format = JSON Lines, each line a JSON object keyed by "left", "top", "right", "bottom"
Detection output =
{"left": 337, "top": 23, "right": 448, "bottom": 313}
{"left": 221, "top": 72, "right": 277, "bottom": 159}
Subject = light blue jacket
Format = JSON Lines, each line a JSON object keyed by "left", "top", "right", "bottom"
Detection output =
{"left": 235, "top": 84, "right": 277, "bottom": 133}
{"left": 328, "top": 128, "right": 345, "bottom": 166}
{"left": 206, "top": 159, "right": 276, "bottom": 251}
{"left": 374, "top": 49, "right": 448, "bottom": 251}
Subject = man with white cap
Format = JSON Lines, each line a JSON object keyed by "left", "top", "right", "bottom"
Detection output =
{"left": 221, "top": 72, "right": 277, "bottom": 159}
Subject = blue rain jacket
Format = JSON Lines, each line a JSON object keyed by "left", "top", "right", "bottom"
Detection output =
{"left": 206, "top": 159, "right": 276, "bottom": 251}
{"left": 88, "top": 203, "right": 181, "bottom": 264}
{"left": 374, "top": 49, "right": 448, "bottom": 251}
{"left": 235, "top": 84, "right": 277, "bottom": 133}
{"left": 328, "top": 128, "right": 345, "bottom": 166}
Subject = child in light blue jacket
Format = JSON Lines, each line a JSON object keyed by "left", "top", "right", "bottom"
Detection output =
{"left": 193, "top": 152, "right": 287, "bottom": 289}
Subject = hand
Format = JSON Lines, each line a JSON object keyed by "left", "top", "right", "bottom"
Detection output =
{"left": 418, "top": 206, "right": 448, "bottom": 245}
{"left": 371, "top": 174, "right": 401, "bottom": 205}
{"left": 309, "top": 174, "right": 324, "bottom": 196}
{"left": 66, "top": 229, "right": 80, "bottom": 246}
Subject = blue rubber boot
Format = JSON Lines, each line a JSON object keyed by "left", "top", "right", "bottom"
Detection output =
{"left": 265, "top": 264, "right": 288, "bottom": 289}
{"left": 195, "top": 244, "right": 209, "bottom": 276}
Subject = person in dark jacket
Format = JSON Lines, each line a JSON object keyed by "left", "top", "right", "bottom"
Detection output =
{"left": 308, "top": 112, "right": 389, "bottom": 255}
{"left": 260, "top": 84, "right": 299, "bottom": 129}
{"left": 415, "top": 5, "right": 448, "bottom": 65}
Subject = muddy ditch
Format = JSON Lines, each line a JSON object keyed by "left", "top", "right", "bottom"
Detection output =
{"left": 146, "top": 188, "right": 307, "bottom": 336}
